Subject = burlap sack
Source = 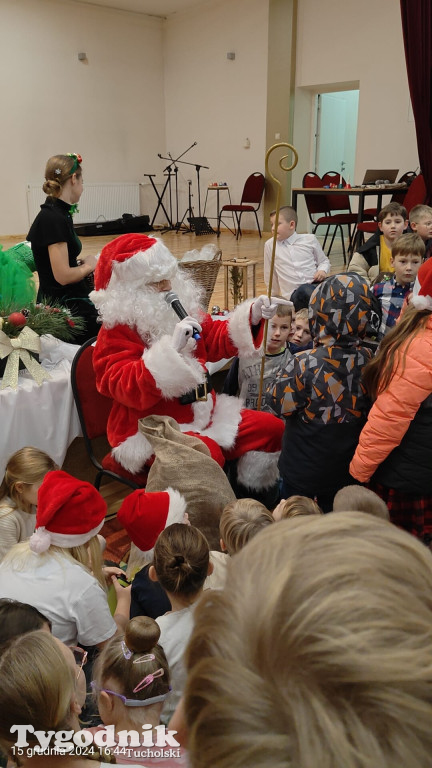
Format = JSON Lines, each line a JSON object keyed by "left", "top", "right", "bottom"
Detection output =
{"left": 139, "top": 414, "right": 235, "bottom": 550}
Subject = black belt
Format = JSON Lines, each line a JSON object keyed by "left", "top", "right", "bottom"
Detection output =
{"left": 179, "top": 371, "right": 213, "bottom": 404}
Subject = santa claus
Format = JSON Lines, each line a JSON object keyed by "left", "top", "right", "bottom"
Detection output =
{"left": 90, "top": 234, "right": 285, "bottom": 491}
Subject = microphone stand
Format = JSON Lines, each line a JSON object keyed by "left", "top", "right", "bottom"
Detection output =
{"left": 157, "top": 142, "right": 210, "bottom": 233}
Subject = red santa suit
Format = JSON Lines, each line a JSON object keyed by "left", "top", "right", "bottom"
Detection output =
{"left": 91, "top": 234, "right": 284, "bottom": 490}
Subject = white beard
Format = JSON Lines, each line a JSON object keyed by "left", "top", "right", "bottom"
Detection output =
{"left": 91, "top": 269, "right": 205, "bottom": 344}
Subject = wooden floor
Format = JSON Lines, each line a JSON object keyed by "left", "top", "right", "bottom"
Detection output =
{"left": 2, "top": 225, "right": 348, "bottom": 521}
{"left": 2, "top": 225, "right": 347, "bottom": 312}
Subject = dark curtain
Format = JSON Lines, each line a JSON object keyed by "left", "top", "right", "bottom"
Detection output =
{"left": 400, "top": 0, "right": 432, "bottom": 200}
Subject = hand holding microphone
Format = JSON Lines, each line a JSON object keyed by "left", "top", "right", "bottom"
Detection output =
{"left": 172, "top": 317, "right": 203, "bottom": 352}
{"left": 165, "top": 291, "right": 202, "bottom": 351}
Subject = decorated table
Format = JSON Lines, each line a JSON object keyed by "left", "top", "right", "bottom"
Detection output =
{"left": 0, "top": 335, "right": 82, "bottom": 477}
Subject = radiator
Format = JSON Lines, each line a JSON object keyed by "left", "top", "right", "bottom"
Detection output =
{"left": 26, "top": 183, "right": 140, "bottom": 226}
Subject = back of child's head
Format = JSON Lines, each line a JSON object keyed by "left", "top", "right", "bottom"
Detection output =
{"left": 391, "top": 233, "right": 425, "bottom": 259}
{"left": 274, "top": 495, "right": 322, "bottom": 520}
{"left": 377, "top": 202, "right": 407, "bottom": 223}
{"left": 0, "top": 447, "right": 57, "bottom": 514}
{"left": 93, "top": 616, "right": 170, "bottom": 718}
{"left": 271, "top": 205, "right": 298, "bottom": 227}
{"left": 333, "top": 485, "right": 389, "bottom": 520}
{"left": 0, "top": 630, "right": 75, "bottom": 755}
{"left": 184, "top": 513, "right": 432, "bottom": 768}
{"left": 409, "top": 204, "right": 432, "bottom": 224}
{"left": 153, "top": 523, "right": 209, "bottom": 596}
{"left": 0, "top": 599, "right": 51, "bottom": 647}
{"left": 220, "top": 498, "right": 273, "bottom": 555}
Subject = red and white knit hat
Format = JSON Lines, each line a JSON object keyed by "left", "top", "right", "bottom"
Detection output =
{"left": 118, "top": 487, "right": 186, "bottom": 560}
{"left": 94, "top": 233, "right": 178, "bottom": 291}
{"left": 412, "top": 259, "right": 432, "bottom": 311}
{"left": 29, "top": 470, "right": 107, "bottom": 554}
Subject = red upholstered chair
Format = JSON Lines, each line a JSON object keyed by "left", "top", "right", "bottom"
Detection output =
{"left": 362, "top": 171, "right": 417, "bottom": 218}
{"left": 303, "top": 171, "right": 352, "bottom": 265}
{"left": 71, "top": 337, "right": 148, "bottom": 490}
{"left": 217, "top": 172, "right": 265, "bottom": 240}
{"left": 402, "top": 172, "right": 427, "bottom": 214}
{"left": 353, "top": 173, "right": 427, "bottom": 250}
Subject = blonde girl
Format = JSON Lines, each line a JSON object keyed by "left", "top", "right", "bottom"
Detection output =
{"left": 27, "top": 153, "right": 99, "bottom": 344}
{"left": 0, "top": 630, "right": 132, "bottom": 767}
{"left": 0, "top": 447, "right": 56, "bottom": 562}
{"left": 92, "top": 616, "right": 187, "bottom": 766}
{"left": 0, "top": 470, "right": 130, "bottom": 648}
{"left": 149, "top": 524, "right": 211, "bottom": 722}
{"left": 350, "top": 258, "right": 432, "bottom": 542}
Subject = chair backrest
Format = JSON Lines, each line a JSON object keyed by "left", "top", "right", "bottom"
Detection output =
{"left": 321, "top": 171, "right": 351, "bottom": 212}
{"left": 391, "top": 171, "right": 417, "bottom": 204}
{"left": 240, "top": 172, "right": 265, "bottom": 206}
{"left": 71, "top": 337, "right": 113, "bottom": 445}
{"left": 402, "top": 173, "right": 427, "bottom": 213}
{"left": 302, "top": 172, "right": 330, "bottom": 218}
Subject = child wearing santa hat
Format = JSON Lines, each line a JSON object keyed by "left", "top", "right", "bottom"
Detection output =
{"left": 0, "top": 470, "right": 130, "bottom": 647}
{"left": 350, "top": 258, "right": 432, "bottom": 542}
{"left": 118, "top": 486, "right": 188, "bottom": 621}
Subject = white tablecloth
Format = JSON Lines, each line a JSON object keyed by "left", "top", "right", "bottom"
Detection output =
{"left": 0, "top": 335, "right": 82, "bottom": 477}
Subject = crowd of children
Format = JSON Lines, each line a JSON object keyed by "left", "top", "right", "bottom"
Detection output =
{"left": 1, "top": 198, "right": 432, "bottom": 766}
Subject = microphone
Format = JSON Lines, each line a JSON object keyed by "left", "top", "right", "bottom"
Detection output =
{"left": 165, "top": 291, "right": 201, "bottom": 340}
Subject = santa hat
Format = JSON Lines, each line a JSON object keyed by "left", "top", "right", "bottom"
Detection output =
{"left": 94, "top": 233, "right": 178, "bottom": 291}
{"left": 29, "top": 470, "right": 107, "bottom": 554}
{"left": 118, "top": 487, "right": 186, "bottom": 560}
{"left": 412, "top": 259, "right": 432, "bottom": 311}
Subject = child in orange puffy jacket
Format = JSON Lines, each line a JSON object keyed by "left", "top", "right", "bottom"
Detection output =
{"left": 350, "top": 259, "right": 432, "bottom": 543}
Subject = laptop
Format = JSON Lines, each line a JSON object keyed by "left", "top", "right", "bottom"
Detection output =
{"left": 362, "top": 169, "right": 399, "bottom": 185}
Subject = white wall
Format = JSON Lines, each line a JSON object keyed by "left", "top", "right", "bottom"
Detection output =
{"left": 292, "top": 0, "right": 418, "bottom": 228}
{"left": 163, "top": 0, "right": 269, "bottom": 229}
{"left": 0, "top": 0, "right": 420, "bottom": 237}
{"left": 1, "top": 0, "right": 165, "bottom": 234}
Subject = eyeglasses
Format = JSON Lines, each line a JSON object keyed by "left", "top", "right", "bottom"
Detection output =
{"left": 69, "top": 646, "right": 88, "bottom": 679}
{"left": 90, "top": 681, "right": 170, "bottom": 708}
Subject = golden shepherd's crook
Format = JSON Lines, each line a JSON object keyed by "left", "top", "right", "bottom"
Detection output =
{"left": 256, "top": 142, "right": 298, "bottom": 411}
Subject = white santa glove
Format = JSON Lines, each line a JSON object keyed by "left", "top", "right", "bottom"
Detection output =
{"left": 171, "top": 317, "right": 203, "bottom": 352}
{"left": 251, "top": 296, "right": 293, "bottom": 325}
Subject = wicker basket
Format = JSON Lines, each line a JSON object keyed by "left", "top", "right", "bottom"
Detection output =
{"left": 178, "top": 249, "right": 222, "bottom": 310}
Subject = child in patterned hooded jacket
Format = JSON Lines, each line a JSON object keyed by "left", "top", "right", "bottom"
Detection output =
{"left": 266, "top": 273, "right": 376, "bottom": 512}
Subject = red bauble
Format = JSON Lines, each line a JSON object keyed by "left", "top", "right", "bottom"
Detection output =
{"left": 8, "top": 312, "right": 27, "bottom": 327}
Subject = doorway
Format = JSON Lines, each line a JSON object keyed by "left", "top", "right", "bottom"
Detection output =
{"left": 314, "top": 90, "right": 359, "bottom": 185}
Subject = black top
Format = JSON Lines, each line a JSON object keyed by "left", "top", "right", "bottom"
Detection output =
{"left": 130, "top": 564, "right": 171, "bottom": 620}
{"left": 27, "top": 197, "right": 89, "bottom": 302}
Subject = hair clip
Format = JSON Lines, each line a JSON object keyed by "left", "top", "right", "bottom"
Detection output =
{"left": 54, "top": 169, "right": 61, "bottom": 176}
{"left": 121, "top": 640, "right": 133, "bottom": 660}
{"left": 133, "top": 653, "right": 155, "bottom": 665}
{"left": 133, "top": 668, "right": 164, "bottom": 693}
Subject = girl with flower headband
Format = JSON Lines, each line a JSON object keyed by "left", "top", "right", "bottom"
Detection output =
{"left": 350, "top": 257, "right": 432, "bottom": 543}
{"left": 27, "top": 153, "right": 99, "bottom": 344}
{"left": 91, "top": 616, "right": 187, "bottom": 766}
